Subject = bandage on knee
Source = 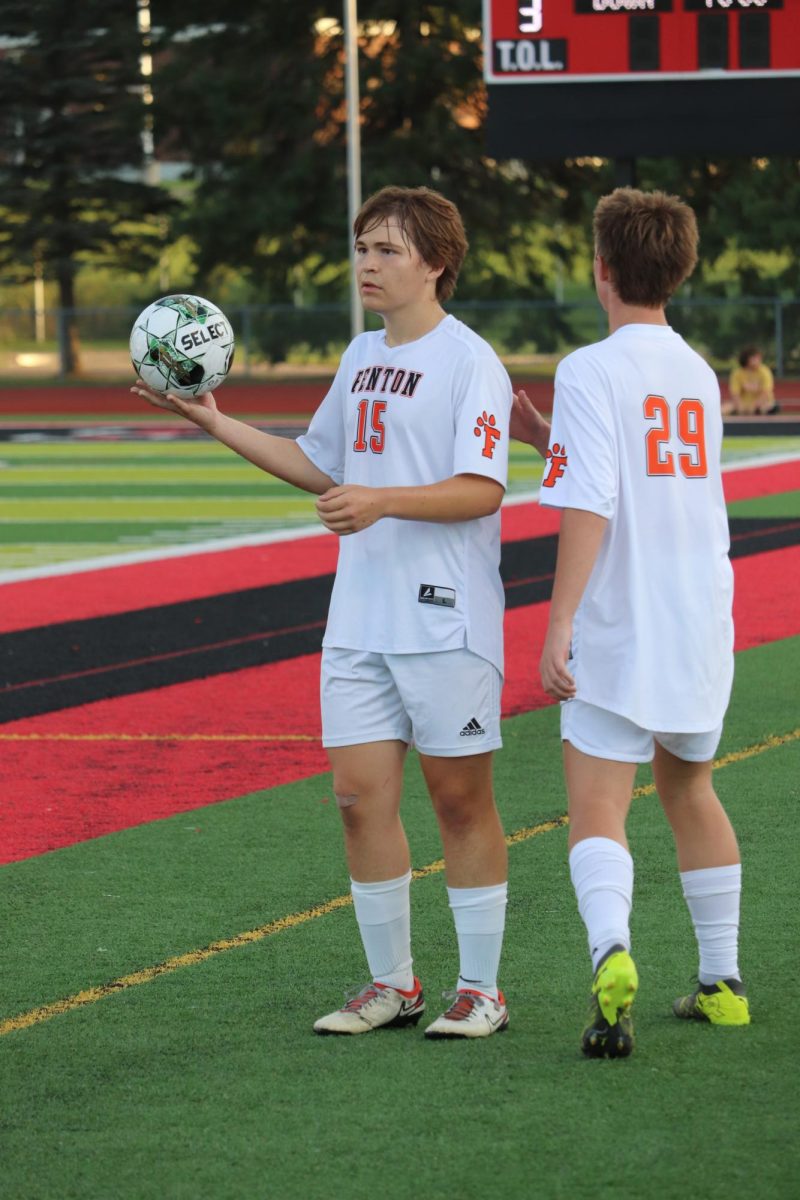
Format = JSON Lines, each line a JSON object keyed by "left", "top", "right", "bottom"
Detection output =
{"left": 334, "top": 792, "right": 358, "bottom": 809}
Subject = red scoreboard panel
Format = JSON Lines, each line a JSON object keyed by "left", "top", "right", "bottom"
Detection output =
{"left": 484, "top": 0, "right": 800, "bottom": 157}
{"left": 485, "top": 1, "right": 800, "bottom": 84}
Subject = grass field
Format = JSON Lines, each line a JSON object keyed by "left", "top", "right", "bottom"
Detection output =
{"left": 1, "top": 429, "right": 799, "bottom": 574}
{"left": 1, "top": 423, "right": 799, "bottom": 1199}
{"left": 2, "top": 639, "right": 798, "bottom": 1199}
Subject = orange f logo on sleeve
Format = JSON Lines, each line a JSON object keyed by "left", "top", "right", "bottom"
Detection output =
{"left": 542, "top": 442, "right": 568, "bottom": 487}
{"left": 474, "top": 411, "right": 502, "bottom": 459}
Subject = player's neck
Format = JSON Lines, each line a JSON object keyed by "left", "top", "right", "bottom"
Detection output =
{"left": 607, "top": 300, "right": 669, "bottom": 334}
{"left": 382, "top": 302, "right": 447, "bottom": 347}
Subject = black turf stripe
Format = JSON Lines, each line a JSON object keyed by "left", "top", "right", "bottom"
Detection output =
{"left": 0, "top": 517, "right": 797, "bottom": 723}
{"left": 0, "top": 573, "right": 335, "bottom": 688}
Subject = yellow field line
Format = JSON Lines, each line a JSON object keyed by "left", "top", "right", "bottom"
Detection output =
{"left": 0, "top": 895, "right": 356, "bottom": 1036}
{"left": 1, "top": 727, "right": 797, "bottom": 1039}
{"left": 0, "top": 733, "right": 317, "bottom": 743}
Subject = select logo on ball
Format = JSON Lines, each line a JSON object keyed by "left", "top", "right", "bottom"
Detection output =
{"left": 179, "top": 323, "right": 229, "bottom": 352}
{"left": 130, "top": 294, "right": 235, "bottom": 400}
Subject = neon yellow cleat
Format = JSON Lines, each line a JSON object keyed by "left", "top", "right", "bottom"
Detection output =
{"left": 581, "top": 946, "right": 638, "bottom": 1059}
{"left": 673, "top": 978, "right": 750, "bottom": 1026}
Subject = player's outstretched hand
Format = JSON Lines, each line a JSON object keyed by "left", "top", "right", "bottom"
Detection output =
{"left": 539, "top": 621, "right": 577, "bottom": 701}
{"left": 316, "top": 485, "right": 386, "bottom": 535}
{"left": 130, "top": 379, "right": 218, "bottom": 429}
{"left": 511, "top": 388, "right": 551, "bottom": 458}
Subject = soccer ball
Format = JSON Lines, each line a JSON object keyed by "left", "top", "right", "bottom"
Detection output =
{"left": 130, "top": 294, "right": 235, "bottom": 399}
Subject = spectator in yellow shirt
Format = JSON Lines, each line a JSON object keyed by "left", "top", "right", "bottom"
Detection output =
{"left": 727, "top": 347, "right": 778, "bottom": 415}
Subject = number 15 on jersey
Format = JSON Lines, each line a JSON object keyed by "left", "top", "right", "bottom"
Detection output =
{"left": 354, "top": 399, "right": 387, "bottom": 454}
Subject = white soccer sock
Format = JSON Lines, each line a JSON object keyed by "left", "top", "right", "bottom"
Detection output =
{"left": 350, "top": 871, "right": 414, "bottom": 992}
{"left": 569, "top": 837, "right": 634, "bottom": 972}
{"left": 447, "top": 882, "right": 508, "bottom": 1001}
{"left": 680, "top": 863, "right": 742, "bottom": 985}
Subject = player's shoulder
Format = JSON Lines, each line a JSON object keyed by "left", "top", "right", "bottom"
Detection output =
{"left": 438, "top": 314, "right": 505, "bottom": 366}
{"left": 556, "top": 338, "right": 610, "bottom": 383}
{"left": 672, "top": 335, "right": 720, "bottom": 389}
{"left": 344, "top": 329, "right": 387, "bottom": 359}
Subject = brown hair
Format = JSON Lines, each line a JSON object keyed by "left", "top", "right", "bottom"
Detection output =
{"left": 593, "top": 187, "right": 699, "bottom": 308}
{"left": 354, "top": 186, "right": 468, "bottom": 302}
{"left": 738, "top": 345, "right": 761, "bottom": 368}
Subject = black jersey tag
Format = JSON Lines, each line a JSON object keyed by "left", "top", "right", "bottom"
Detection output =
{"left": 418, "top": 584, "right": 456, "bottom": 608}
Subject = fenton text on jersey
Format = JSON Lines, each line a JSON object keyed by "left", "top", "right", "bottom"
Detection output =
{"left": 351, "top": 367, "right": 423, "bottom": 397}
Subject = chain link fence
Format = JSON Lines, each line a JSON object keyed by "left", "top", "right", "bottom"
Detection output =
{"left": 1, "top": 296, "right": 798, "bottom": 379}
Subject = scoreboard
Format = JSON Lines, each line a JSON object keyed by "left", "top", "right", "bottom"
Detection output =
{"left": 484, "top": 0, "right": 800, "bottom": 157}
{"left": 485, "top": 1, "right": 800, "bottom": 84}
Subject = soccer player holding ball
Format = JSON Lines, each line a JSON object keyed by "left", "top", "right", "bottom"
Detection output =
{"left": 512, "top": 188, "right": 749, "bottom": 1057}
{"left": 132, "top": 187, "right": 513, "bottom": 1038}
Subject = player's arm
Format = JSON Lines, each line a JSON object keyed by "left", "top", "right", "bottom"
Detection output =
{"left": 540, "top": 506, "right": 608, "bottom": 701}
{"left": 130, "top": 380, "right": 335, "bottom": 495}
{"left": 316, "top": 473, "right": 503, "bottom": 535}
{"left": 510, "top": 387, "right": 551, "bottom": 458}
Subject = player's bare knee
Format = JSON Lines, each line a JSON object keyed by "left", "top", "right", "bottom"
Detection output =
{"left": 432, "top": 787, "right": 491, "bottom": 831}
{"left": 659, "top": 785, "right": 717, "bottom": 821}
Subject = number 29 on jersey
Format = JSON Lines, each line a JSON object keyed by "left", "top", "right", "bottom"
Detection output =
{"left": 644, "top": 394, "right": 708, "bottom": 479}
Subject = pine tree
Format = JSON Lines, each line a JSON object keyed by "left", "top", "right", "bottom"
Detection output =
{"left": 0, "top": 1, "right": 173, "bottom": 373}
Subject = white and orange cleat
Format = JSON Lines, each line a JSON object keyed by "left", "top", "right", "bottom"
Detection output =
{"left": 424, "top": 989, "right": 509, "bottom": 1039}
{"left": 313, "top": 978, "right": 425, "bottom": 1035}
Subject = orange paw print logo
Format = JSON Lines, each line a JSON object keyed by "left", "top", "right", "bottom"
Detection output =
{"left": 542, "top": 442, "right": 568, "bottom": 487}
{"left": 474, "top": 411, "right": 502, "bottom": 459}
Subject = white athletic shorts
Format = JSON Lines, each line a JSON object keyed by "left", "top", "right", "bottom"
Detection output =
{"left": 321, "top": 646, "right": 502, "bottom": 758}
{"left": 561, "top": 699, "right": 723, "bottom": 765}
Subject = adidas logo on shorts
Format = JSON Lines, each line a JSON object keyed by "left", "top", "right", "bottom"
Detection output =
{"left": 459, "top": 718, "right": 485, "bottom": 737}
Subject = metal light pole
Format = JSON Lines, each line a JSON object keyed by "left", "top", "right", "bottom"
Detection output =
{"left": 137, "top": 0, "right": 159, "bottom": 187}
{"left": 344, "top": 0, "right": 364, "bottom": 338}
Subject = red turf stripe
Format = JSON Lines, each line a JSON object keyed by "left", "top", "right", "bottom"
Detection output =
{"left": 1, "top": 653, "right": 323, "bottom": 742}
{"left": 0, "top": 378, "right": 553, "bottom": 416}
{"left": 723, "top": 460, "right": 799, "bottom": 502}
{"left": 0, "top": 382, "right": 333, "bottom": 415}
{"left": 501, "top": 503, "right": 561, "bottom": 542}
{"left": 731, "top": 544, "right": 800, "bottom": 650}
{"left": 0, "top": 505, "right": 557, "bottom": 636}
{"left": 2, "top": 458, "right": 795, "bottom": 635}
{"left": 0, "top": 534, "right": 341, "bottom": 635}
{"left": 2, "top": 378, "right": 796, "bottom": 416}
{"left": 2, "top": 544, "right": 798, "bottom": 865}
{"left": 0, "top": 653, "right": 327, "bottom": 864}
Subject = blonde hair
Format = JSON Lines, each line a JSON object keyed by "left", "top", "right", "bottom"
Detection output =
{"left": 354, "top": 186, "right": 468, "bottom": 302}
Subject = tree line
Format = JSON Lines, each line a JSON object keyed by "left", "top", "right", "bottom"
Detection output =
{"left": 0, "top": 1, "right": 797, "bottom": 373}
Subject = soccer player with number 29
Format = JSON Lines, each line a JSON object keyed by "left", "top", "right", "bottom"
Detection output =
{"left": 513, "top": 188, "right": 749, "bottom": 1057}
{"left": 133, "top": 186, "right": 513, "bottom": 1039}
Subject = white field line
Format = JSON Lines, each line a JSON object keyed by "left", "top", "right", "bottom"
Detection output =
{"left": 717, "top": 449, "right": 800, "bottom": 474}
{"left": 0, "top": 521, "right": 330, "bottom": 584}
{"left": 1, "top": 451, "right": 798, "bottom": 586}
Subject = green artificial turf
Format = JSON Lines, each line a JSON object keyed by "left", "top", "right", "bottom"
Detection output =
{"left": 1, "top": 636, "right": 798, "bottom": 1199}
{"left": 727, "top": 490, "right": 800, "bottom": 519}
{"left": 0, "top": 436, "right": 796, "bottom": 573}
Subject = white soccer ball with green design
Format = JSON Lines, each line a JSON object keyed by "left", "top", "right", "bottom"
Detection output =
{"left": 130, "top": 294, "right": 235, "bottom": 399}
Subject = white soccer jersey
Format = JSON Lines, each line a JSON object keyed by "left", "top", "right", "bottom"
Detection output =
{"left": 296, "top": 314, "right": 512, "bottom": 673}
{"left": 540, "top": 323, "right": 734, "bottom": 732}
